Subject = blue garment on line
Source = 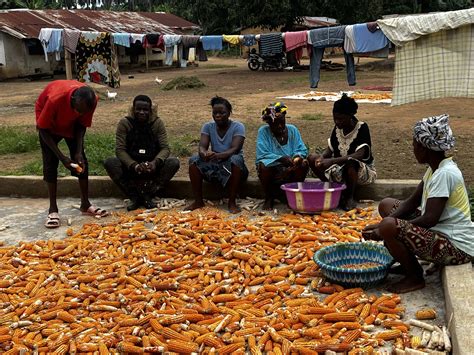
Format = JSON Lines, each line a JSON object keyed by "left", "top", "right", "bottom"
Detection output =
{"left": 308, "top": 26, "right": 346, "bottom": 48}
{"left": 163, "top": 35, "right": 182, "bottom": 66}
{"left": 256, "top": 124, "right": 308, "bottom": 167}
{"left": 112, "top": 33, "right": 131, "bottom": 48}
{"left": 46, "top": 29, "right": 63, "bottom": 53}
{"left": 307, "top": 25, "right": 356, "bottom": 88}
{"left": 309, "top": 48, "right": 356, "bottom": 88}
{"left": 353, "top": 24, "right": 389, "bottom": 53}
{"left": 242, "top": 34, "right": 256, "bottom": 46}
{"left": 201, "top": 35, "right": 223, "bottom": 50}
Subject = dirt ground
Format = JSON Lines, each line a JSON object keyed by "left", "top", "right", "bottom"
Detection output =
{"left": 0, "top": 56, "right": 472, "bottom": 186}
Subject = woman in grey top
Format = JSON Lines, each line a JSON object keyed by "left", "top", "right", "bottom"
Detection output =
{"left": 185, "top": 96, "right": 248, "bottom": 213}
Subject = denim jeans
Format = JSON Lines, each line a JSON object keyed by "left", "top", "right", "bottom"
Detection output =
{"left": 309, "top": 47, "right": 356, "bottom": 88}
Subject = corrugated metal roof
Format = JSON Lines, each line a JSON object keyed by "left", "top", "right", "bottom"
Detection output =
{"left": 140, "top": 12, "right": 200, "bottom": 30}
{"left": 0, "top": 9, "right": 200, "bottom": 39}
{"left": 302, "top": 16, "right": 338, "bottom": 28}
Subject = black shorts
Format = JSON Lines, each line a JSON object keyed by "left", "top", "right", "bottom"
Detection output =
{"left": 39, "top": 133, "right": 88, "bottom": 183}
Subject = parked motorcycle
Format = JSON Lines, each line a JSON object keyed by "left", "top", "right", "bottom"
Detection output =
{"left": 247, "top": 49, "right": 287, "bottom": 71}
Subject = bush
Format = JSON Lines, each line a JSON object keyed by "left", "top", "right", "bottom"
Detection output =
{"left": 162, "top": 76, "right": 205, "bottom": 91}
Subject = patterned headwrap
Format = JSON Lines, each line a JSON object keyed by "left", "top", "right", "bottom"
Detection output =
{"left": 413, "top": 114, "right": 455, "bottom": 151}
{"left": 261, "top": 102, "right": 288, "bottom": 122}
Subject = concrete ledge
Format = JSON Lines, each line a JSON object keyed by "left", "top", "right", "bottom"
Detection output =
{"left": 0, "top": 176, "right": 418, "bottom": 200}
{"left": 442, "top": 262, "right": 474, "bottom": 355}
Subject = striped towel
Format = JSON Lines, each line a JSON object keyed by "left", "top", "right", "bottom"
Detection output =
{"left": 392, "top": 25, "right": 474, "bottom": 105}
{"left": 259, "top": 33, "right": 282, "bottom": 56}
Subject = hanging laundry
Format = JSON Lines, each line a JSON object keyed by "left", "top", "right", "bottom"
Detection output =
{"left": 377, "top": 8, "right": 474, "bottom": 46}
{"left": 354, "top": 24, "right": 389, "bottom": 53}
{"left": 366, "top": 22, "right": 379, "bottom": 33}
{"left": 163, "top": 35, "right": 182, "bottom": 66}
{"left": 344, "top": 24, "right": 389, "bottom": 58}
{"left": 284, "top": 31, "right": 307, "bottom": 62}
{"left": 308, "top": 26, "right": 356, "bottom": 88}
{"left": 38, "top": 28, "right": 53, "bottom": 61}
{"left": 222, "top": 35, "right": 240, "bottom": 45}
{"left": 392, "top": 25, "right": 474, "bottom": 105}
{"left": 308, "top": 26, "right": 345, "bottom": 47}
{"left": 143, "top": 33, "right": 164, "bottom": 49}
{"left": 181, "top": 35, "right": 207, "bottom": 62}
{"left": 75, "top": 32, "right": 120, "bottom": 88}
{"left": 38, "top": 28, "right": 62, "bottom": 62}
{"left": 344, "top": 26, "right": 356, "bottom": 53}
{"left": 130, "top": 33, "right": 145, "bottom": 45}
{"left": 201, "top": 35, "right": 223, "bottom": 51}
{"left": 46, "top": 29, "right": 63, "bottom": 61}
{"left": 63, "top": 29, "right": 81, "bottom": 53}
{"left": 242, "top": 34, "right": 256, "bottom": 46}
{"left": 112, "top": 33, "right": 132, "bottom": 48}
{"left": 259, "top": 33, "right": 283, "bottom": 56}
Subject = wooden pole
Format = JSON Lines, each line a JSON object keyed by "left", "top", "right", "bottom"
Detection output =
{"left": 145, "top": 47, "right": 149, "bottom": 70}
{"left": 64, "top": 49, "right": 73, "bottom": 80}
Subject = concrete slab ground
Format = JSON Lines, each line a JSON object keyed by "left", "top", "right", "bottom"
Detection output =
{"left": 0, "top": 196, "right": 457, "bottom": 352}
{"left": 0, "top": 176, "right": 420, "bottom": 201}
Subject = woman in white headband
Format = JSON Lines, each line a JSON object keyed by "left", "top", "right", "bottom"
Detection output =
{"left": 363, "top": 114, "right": 473, "bottom": 293}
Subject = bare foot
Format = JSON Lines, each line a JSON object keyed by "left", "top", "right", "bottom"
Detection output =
{"left": 262, "top": 199, "right": 273, "bottom": 210}
{"left": 387, "top": 277, "right": 425, "bottom": 294}
{"left": 388, "top": 264, "right": 406, "bottom": 275}
{"left": 184, "top": 200, "right": 205, "bottom": 211}
{"left": 228, "top": 202, "right": 241, "bottom": 214}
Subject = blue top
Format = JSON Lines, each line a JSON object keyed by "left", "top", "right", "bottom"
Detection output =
{"left": 256, "top": 124, "right": 308, "bottom": 167}
{"left": 112, "top": 33, "right": 131, "bottom": 48}
{"left": 201, "top": 120, "right": 245, "bottom": 154}
{"left": 309, "top": 26, "right": 346, "bottom": 48}
{"left": 353, "top": 24, "right": 388, "bottom": 53}
{"left": 46, "top": 29, "right": 63, "bottom": 53}
{"left": 201, "top": 36, "right": 223, "bottom": 50}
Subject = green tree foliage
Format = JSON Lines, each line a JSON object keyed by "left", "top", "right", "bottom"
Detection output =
{"left": 1, "top": 0, "right": 471, "bottom": 32}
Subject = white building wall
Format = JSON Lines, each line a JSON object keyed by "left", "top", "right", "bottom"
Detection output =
{"left": 0, "top": 33, "right": 54, "bottom": 80}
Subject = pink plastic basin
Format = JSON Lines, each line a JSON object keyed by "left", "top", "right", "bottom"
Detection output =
{"left": 280, "top": 181, "right": 346, "bottom": 213}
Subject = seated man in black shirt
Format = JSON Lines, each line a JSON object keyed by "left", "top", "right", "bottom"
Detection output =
{"left": 308, "top": 94, "right": 376, "bottom": 210}
{"left": 104, "top": 95, "right": 180, "bottom": 210}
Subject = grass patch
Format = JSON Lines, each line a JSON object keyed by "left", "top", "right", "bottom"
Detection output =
{"left": 283, "top": 76, "right": 308, "bottom": 84}
{"left": 298, "top": 113, "right": 324, "bottom": 121}
{"left": 162, "top": 76, "right": 205, "bottom": 91}
{"left": 169, "top": 134, "right": 199, "bottom": 157}
{"left": 0, "top": 129, "right": 115, "bottom": 176}
{"left": 0, "top": 126, "right": 39, "bottom": 154}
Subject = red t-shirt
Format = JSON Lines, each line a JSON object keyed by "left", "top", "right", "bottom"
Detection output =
{"left": 35, "top": 80, "right": 98, "bottom": 138}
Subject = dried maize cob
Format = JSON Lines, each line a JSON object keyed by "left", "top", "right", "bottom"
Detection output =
{"left": 415, "top": 308, "right": 437, "bottom": 320}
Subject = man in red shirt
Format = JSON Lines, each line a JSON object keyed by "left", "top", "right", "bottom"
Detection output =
{"left": 35, "top": 80, "right": 108, "bottom": 228}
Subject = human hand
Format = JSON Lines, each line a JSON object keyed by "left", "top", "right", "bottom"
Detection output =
{"left": 74, "top": 153, "right": 85, "bottom": 167}
{"left": 61, "top": 156, "right": 75, "bottom": 172}
{"left": 362, "top": 223, "right": 381, "bottom": 240}
{"left": 292, "top": 156, "right": 308, "bottom": 167}
{"left": 204, "top": 151, "right": 217, "bottom": 162}
{"left": 281, "top": 156, "right": 293, "bottom": 167}
{"left": 316, "top": 158, "right": 333, "bottom": 171}
{"left": 134, "top": 163, "right": 147, "bottom": 174}
{"left": 143, "top": 161, "right": 156, "bottom": 173}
